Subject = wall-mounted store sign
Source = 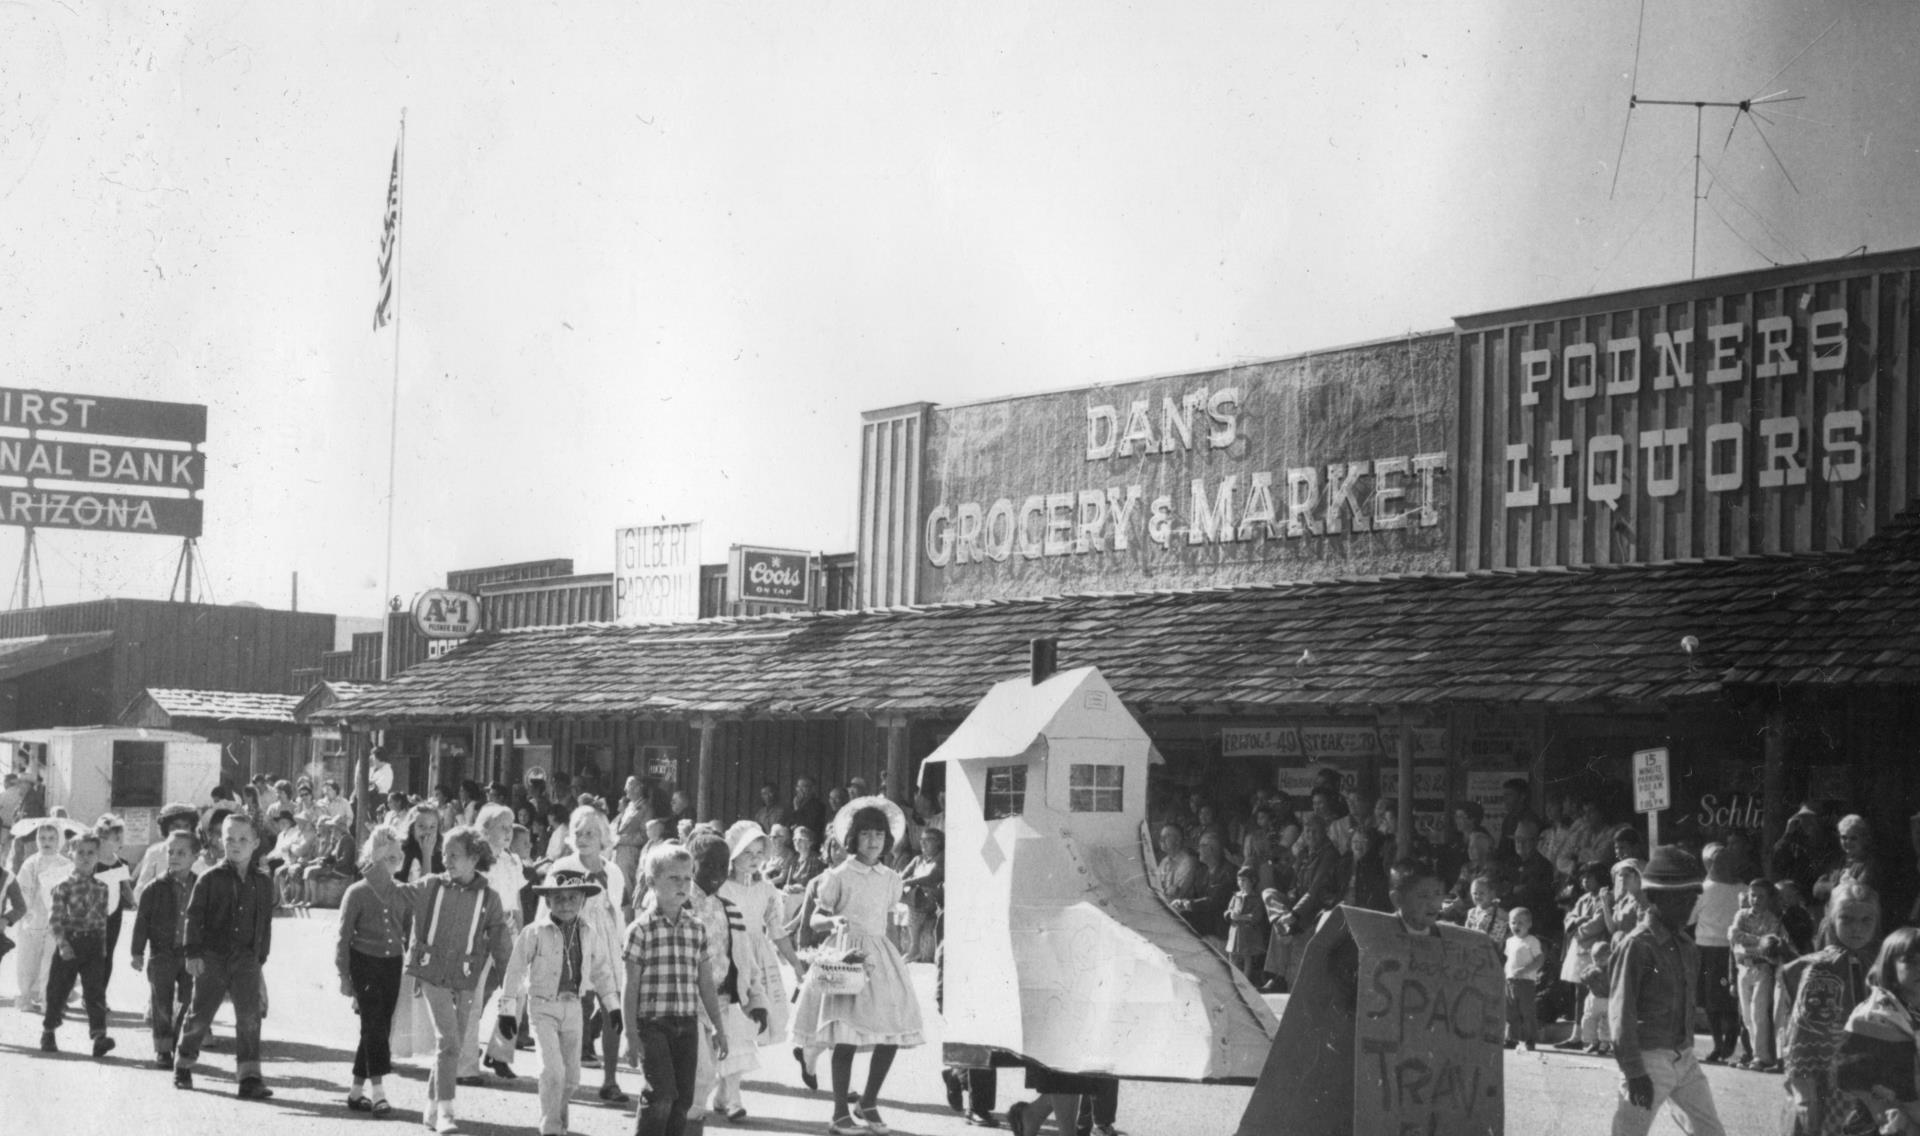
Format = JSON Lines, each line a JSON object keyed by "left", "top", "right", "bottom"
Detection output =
{"left": 0, "top": 387, "right": 208, "bottom": 539}
{"left": 889, "top": 334, "right": 1457, "bottom": 603}
{"left": 412, "top": 589, "right": 482, "bottom": 638}
{"left": 613, "top": 521, "right": 701, "bottom": 624}
{"left": 1457, "top": 250, "right": 1920, "bottom": 567}
{"left": 729, "top": 545, "right": 812, "bottom": 605}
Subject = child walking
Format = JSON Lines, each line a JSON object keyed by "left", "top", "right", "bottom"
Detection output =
{"left": 541, "top": 806, "right": 629, "bottom": 1103}
{"left": 1504, "top": 907, "right": 1544, "bottom": 1051}
{"left": 130, "top": 829, "right": 198, "bottom": 1068}
{"left": 719, "top": 820, "right": 803, "bottom": 1121}
{"left": 337, "top": 826, "right": 412, "bottom": 1117}
{"left": 792, "top": 797, "right": 926, "bottom": 1136}
{"left": 500, "top": 867, "right": 622, "bottom": 1136}
{"left": 1225, "top": 865, "right": 1268, "bottom": 982}
{"left": 41, "top": 831, "right": 113, "bottom": 1057}
{"left": 622, "top": 842, "right": 728, "bottom": 1136}
{"left": 173, "top": 813, "right": 277, "bottom": 1100}
{"left": 10, "top": 821, "right": 71, "bottom": 1016}
{"left": 402, "top": 824, "right": 513, "bottom": 1134}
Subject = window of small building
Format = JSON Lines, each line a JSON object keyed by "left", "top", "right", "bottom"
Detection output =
{"left": 1068, "top": 763, "right": 1124, "bottom": 812}
{"left": 984, "top": 765, "right": 1027, "bottom": 820}
{"left": 112, "top": 740, "right": 166, "bottom": 809}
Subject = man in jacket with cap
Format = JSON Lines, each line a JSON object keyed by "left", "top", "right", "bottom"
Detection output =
{"left": 1608, "top": 844, "right": 1725, "bottom": 1136}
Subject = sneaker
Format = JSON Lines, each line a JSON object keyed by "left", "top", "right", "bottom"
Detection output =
{"left": 237, "top": 1077, "right": 274, "bottom": 1100}
{"left": 92, "top": 1036, "right": 115, "bottom": 1059}
{"left": 173, "top": 1069, "right": 193, "bottom": 1090}
{"left": 435, "top": 1104, "right": 458, "bottom": 1135}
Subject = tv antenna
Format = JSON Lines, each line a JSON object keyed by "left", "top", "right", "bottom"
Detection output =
{"left": 1609, "top": 3, "right": 1835, "bottom": 278}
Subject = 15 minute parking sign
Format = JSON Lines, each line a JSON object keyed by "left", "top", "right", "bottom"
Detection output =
{"left": 1633, "top": 747, "right": 1671, "bottom": 814}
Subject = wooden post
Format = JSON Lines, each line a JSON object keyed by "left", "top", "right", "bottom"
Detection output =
{"left": 884, "top": 715, "right": 912, "bottom": 807}
{"left": 693, "top": 716, "right": 717, "bottom": 823}
{"left": 1396, "top": 714, "right": 1415, "bottom": 853}
{"left": 352, "top": 727, "right": 370, "bottom": 845}
{"left": 1763, "top": 701, "right": 1789, "bottom": 876}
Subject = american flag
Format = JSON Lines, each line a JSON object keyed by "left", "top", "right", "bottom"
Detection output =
{"left": 373, "top": 137, "right": 400, "bottom": 330}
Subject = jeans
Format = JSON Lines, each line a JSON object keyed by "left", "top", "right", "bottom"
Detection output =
{"left": 1698, "top": 946, "right": 1740, "bottom": 1055}
{"left": 43, "top": 933, "right": 108, "bottom": 1038}
{"left": 176, "top": 952, "right": 266, "bottom": 1082}
{"left": 1737, "top": 964, "right": 1776, "bottom": 1065}
{"left": 530, "top": 996, "right": 584, "bottom": 1135}
{"left": 349, "top": 951, "right": 404, "bottom": 1079}
{"left": 635, "top": 1014, "right": 699, "bottom": 1136}
{"left": 146, "top": 954, "right": 193, "bottom": 1056}
{"left": 421, "top": 981, "right": 478, "bottom": 1104}
{"left": 1610, "top": 1048, "right": 1725, "bottom": 1136}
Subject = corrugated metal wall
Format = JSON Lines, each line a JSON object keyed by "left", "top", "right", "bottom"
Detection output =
{"left": 857, "top": 404, "right": 930, "bottom": 609}
{"left": 1457, "top": 250, "right": 1920, "bottom": 569}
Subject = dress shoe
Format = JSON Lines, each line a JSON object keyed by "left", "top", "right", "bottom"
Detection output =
{"left": 454, "top": 1074, "right": 487, "bottom": 1087}
{"left": 39, "top": 1031, "right": 56, "bottom": 1052}
{"left": 943, "top": 1069, "right": 964, "bottom": 1112}
{"left": 598, "top": 1084, "right": 630, "bottom": 1104}
{"left": 173, "top": 1069, "right": 193, "bottom": 1090}
{"left": 237, "top": 1077, "right": 275, "bottom": 1100}
{"left": 484, "top": 1058, "right": 516, "bottom": 1079}
{"left": 92, "top": 1035, "right": 116, "bottom": 1058}
{"left": 965, "top": 1109, "right": 1000, "bottom": 1127}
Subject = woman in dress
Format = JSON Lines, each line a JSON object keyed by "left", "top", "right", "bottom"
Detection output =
{"left": 791, "top": 798, "right": 924, "bottom": 1135}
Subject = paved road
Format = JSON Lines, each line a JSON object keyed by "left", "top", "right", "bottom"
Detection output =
{"left": 2, "top": 912, "right": 1787, "bottom": 1134}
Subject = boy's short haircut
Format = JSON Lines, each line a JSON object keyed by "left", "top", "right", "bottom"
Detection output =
{"left": 67, "top": 832, "right": 101, "bottom": 852}
{"left": 1508, "top": 906, "right": 1532, "bottom": 924}
{"left": 642, "top": 841, "right": 695, "bottom": 882}
{"left": 222, "top": 812, "right": 260, "bottom": 838}
{"left": 167, "top": 829, "right": 200, "bottom": 853}
{"left": 1389, "top": 858, "right": 1440, "bottom": 893}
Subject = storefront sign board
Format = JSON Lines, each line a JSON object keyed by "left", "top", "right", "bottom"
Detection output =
{"left": 729, "top": 545, "right": 812, "bottom": 605}
{"left": 613, "top": 521, "right": 701, "bottom": 624}
{"left": 1221, "top": 726, "right": 1304, "bottom": 759}
{"left": 412, "top": 589, "right": 482, "bottom": 638}
{"left": 1464, "top": 770, "right": 1527, "bottom": 838}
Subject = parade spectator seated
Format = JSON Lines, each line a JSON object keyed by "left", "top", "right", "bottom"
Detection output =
{"left": 1169, "top": 831, "right": 1236, "bottom": 940}
{"left": 315, "top": 780, "right": 353, "bottom": 824}
{"left": 1153, "top": 823, "right": 1202, "bottom": 904}
{"left": 1442, "top": 831, "right": 1505, "bottom": 923}
{"left": 300, "top": 816, "right": 358, "bottom": 908}
{"left": 1437, "top": 801, "right": 1487, "bottom": 886}
{"left": 273, "top": 815, "right": 319, "bottom": 908}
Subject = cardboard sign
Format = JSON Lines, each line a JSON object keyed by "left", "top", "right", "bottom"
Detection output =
{"left": 1239, "top": 906, "right": 1504, "bottom": 1136}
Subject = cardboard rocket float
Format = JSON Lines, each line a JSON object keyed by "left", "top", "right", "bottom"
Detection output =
{"left": 926, "top": 664, "right": 1278, "bottom": 1082}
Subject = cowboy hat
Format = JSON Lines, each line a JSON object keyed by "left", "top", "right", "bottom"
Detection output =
{"left": 1639, "top": 845, "right": 1706, "bottom": 891}
{"left": 531, "top": 867, "right": 603, "bottom": 898}
{"left": 829, "top": 795, "right": 908, "bottom": 850}
{"left": 10, "top": 816, "right": 87, "bottom": 840}
{"left": 725, "top": 820, "right": 769, "bottom": 864}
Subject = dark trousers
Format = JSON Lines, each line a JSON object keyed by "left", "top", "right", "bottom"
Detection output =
{"left": 944, "top": 1066, "right": 997, "bottom": 1112}
{"left": 147, "top": 954, "right": 193, "bottom": 1055}
{"left": 1699, "top": 946, "right": 1741, "bottom": 1054}
{"left": 349, "top": 950, "right": 403, "bottom": 1079}
{"left": 634, "top": 1014, "right": 699, "bottom": 1136}
{"left": 102, "top": 908, "right": 124, "bottom": 988}
{"left": 43, "top": 933, "right": 108, "bottom": 1037}
{"left": 176, "top": 953, "right": 266, "bottom": 1082}
{"left": 1075, "top": 1076, "right": 1119, "bottom": 1132}
{"left": 1505, "top": 977, "right": 1538, "bottom": 1044}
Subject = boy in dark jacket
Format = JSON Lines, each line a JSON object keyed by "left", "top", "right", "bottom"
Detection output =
{"left": 131, "top": 829, "right": 198, "bottom": 1068}
{"left": 173, "top": 813, "right": 277, "bottom": 1101}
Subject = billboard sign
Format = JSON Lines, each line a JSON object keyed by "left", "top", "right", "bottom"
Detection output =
{"left": 0, "top": 388, "right": 207, "bottom": 539}
{"left": 910, "top": 334, "right": 1456, "bottom": 603}
{"left": 0, "top": 438, "right": 203, "bottom": 491}
{"left": 729, "top": 545, "right": 813, "bottom": 605}
{"left": 411, "top": 589, "right": 483, "bottom": 638}
{"left": 0, "top": 488, "right": 201, "bottom": 537}
{"left": 613, "top": 521, "right": 701, "bottom": 623}
{"left": 0, "top": 387, "right": 208, "bottom": 444}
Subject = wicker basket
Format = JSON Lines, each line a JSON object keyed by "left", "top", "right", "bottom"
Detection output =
{"left": 812, "top": 959, "right": 869, "bottom": 995}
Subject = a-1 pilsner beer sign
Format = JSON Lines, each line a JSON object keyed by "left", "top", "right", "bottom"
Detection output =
{"left": 0, "top": 386, "right": 207, "bottom": 538}
{"left": 728, "top": 545, "right": 813, "bottom": 605}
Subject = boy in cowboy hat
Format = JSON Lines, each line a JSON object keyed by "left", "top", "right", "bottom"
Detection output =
{"left": 498, "top": 867, "right": 623, "bottom": 1136}
{"left": 1609, "top": 844, "right": 1726, "bottom": 1136}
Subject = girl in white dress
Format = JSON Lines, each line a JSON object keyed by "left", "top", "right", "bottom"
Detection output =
{"left": 790, "top": 797, "right": 924, "bottom": 1135}
{"left": 721, "top": 822, "right": 804, "bottom": 1047}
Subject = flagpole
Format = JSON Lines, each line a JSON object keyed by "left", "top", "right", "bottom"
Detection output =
{"left": 380, "top": 107, "right": 406, "bottom": 682}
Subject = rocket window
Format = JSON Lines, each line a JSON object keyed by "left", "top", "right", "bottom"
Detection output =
{"left": 1068, "top": 764, "right": 1124, "bottom": 812}
{"left": 984, "top": 765, "right": 1027, "bottom": 820}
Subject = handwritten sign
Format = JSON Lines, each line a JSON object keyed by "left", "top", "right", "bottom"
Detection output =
{"left": 1350, "top": 907, "right": 1505, "bottom": 1136}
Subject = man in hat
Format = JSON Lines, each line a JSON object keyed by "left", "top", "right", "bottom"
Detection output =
{"left": 1608, "top": 844, "right": 1725, "bottom": 1136}
{"left": 499, "top": 868, "right": 622, "bottom": 1136}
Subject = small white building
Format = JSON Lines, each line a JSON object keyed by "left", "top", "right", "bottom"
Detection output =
{"left": 3, "top": 726, "right": 221, "bottom": 855}
{"left": 926, "top": 664, "right": 1276, "bottom": 1082}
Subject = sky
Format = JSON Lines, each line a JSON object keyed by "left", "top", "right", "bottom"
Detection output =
{"left": 1, "top": 0, "right": 1916, "bottom": 620}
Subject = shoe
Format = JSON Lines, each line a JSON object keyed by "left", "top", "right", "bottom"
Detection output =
{"left": 598, "top": 1084, "right": 630, "bottom": 1104}
{"left": 857, "top": 1105, "right": 891, "bottom": 1134}
{"left": 348, "top": 1095, "right": 374, "bottom": 1112}
{"left": 422, "top": 1102, "right": 437, "bottom": 1130}
{"left": 372, "top": 1099, "right": 394, "bottom": 1117}
{"left": 153, "top": 1053, "right": 174, "bottom": 1069}
{"left": 237, "top": 1077, "right": 274, "bottom": 1100}
{"left": 484, "top": 1058, "right": 517, "bottom": 1079}
{"left": 435, "top": 1107, "right": 458, "bottom": 1135}
{"left": 454, "top": 1074, "right": 487, "bottom": 1087}
{"left": 945, "top": 1070, "right": 965, "bottom": 1112}
{"left": 92, "top": 1036, "right": 115, "bottom": 1059}
{"left": 795, "top": 1046, "right": 818, "bottom": 1091}
{"left": 1553, "top": 1037, "right": 1586, "bottom": 1050}
{"left": 515, "top": 1035, "right": 536, "bottom": 1051}
{"left": 39, "top": 1031, "right": 56, "bottom": 1052}
{"left": 726, "top": 1108, "right": 748, "bottom": 1122}
{"left": 1257, "top": 978, "right": 1288, "bottom": 994}
{"left": 1007, "top": 1101, "right": 1031, "bottom": 1136}
{"left": 829, "top": 1118, "right": 865, "bottom": 1136}
{"left": 174, "top": 1069, "right": 193, "bottom": 1090}
{"left": 1701, "top": 1051, "right": 1725, "bottom": 1065}
{"left": 1090, "top": 1127, "right": 1119, "bottom": 1136}
{"left": 966, "top": 1111, "right": 1000, "bottom": 1128}
{"left": 1502, "top": 1040, "right": 1517, "bottom": 1049}
{"left": 580, "top": 1052, "right": 601, "bottom": 1068}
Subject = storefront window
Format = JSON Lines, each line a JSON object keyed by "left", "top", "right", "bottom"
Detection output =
{"left": 112, "top": 740, "right": 166, "bottom": 808}
{"left": 984, "top": 765, "right": 1027, "bottom": 820}
{"left": 1069, "top": 764, "right": 1124, "bottom": 812}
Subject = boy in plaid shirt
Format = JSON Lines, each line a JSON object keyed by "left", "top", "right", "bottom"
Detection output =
{"left": 621, "top": 843, "right": 725, "bottom": 1136}
{"left": 42, "top": 832, "right": 114, "bottom": 1057}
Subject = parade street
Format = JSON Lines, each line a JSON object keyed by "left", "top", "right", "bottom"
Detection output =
{"left": 1, "top": 911, "right": 1785, "bottom": 1136}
